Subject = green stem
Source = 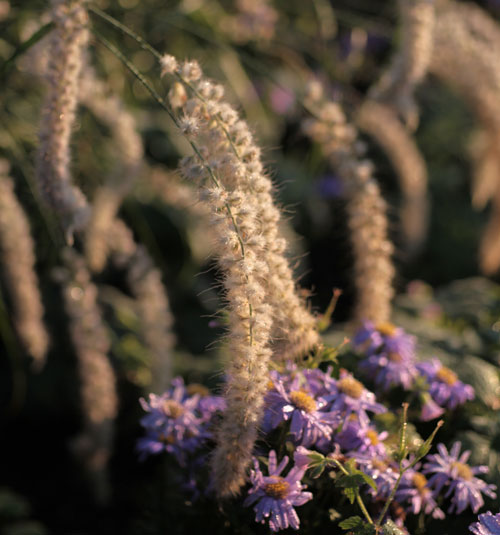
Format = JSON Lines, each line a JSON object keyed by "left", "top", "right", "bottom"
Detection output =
{"left": 0, "top": 22, "right": 54, "bottom": 80}
{"left": 375, "top": 470, "right": 404, "bottom": 528}
{"left": 355, "top": 489, "right": 374, "bottom": 525}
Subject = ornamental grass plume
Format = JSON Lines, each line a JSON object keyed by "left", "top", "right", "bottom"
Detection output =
{"left": 57, "top": 248, "right": 118, "bottom": 502}
{"left": 104, "top": 219, "right": 175, "bottom": 393}
{"left": 303, "top": 93, "right": 395, "bottom": 325}
{"left": 355, "top": 100, "right": 429, "bottom": 257}
{"left": 79, "top": 66, "right": 144, "bottom": 273}
{"left": 160, "top": 55, "right": 319, "bottom": 363}
{"left": 370, "top": 0, "right": 436, "bottom": 129}
{"left": 159, "top": 55, "right": 317, "bottom": 496}
{"left": 430, "top": 1, "right": 500, "bottom": 274}
{"left": 0, "top": 160, "right": 49, "bottom": 368}
{"left": 36, "top": 0, "right": 90, "bottom": 242}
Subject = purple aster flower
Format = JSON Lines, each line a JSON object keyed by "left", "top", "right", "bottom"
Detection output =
{"left": 336, "top": 419, "right": 388, "bottom": 458}
{"left": 244, "top": 450, "right": 313, "bottom": 532}
{"left": 263, "top": 374, "right": 341, "bottom": 447}
{"left": 417, "top": 359, "right": 475, "bottom": 410}
{"left": 137, "top": 378, "right": 223, "bottom": 463}
{"left": 354, "top": 455, "right": 399, "bottom": 499}
{"left": 470, "top": 511, "right": 500, "bottom": 535}
{"left": 324, "top": 370, "right": 386, "bottom": 427}
{"left": 354, "top": 321, "right": 418, "bottom": 391}
{"left": 396, "top": 467, "right": 445, "bottom": 519}
{"left": 423, "top": 442, "right": 496, "bottom": 514}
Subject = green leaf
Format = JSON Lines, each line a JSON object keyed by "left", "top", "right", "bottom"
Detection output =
{"left": 309, "top": 463, "right": 325, "bottom": 479}
{"left": 339, "top": 516, "right": 363, "bottom": 530}
{"left": 353, "top": 470, "right": 377, "bottom": 492}
{"left": 342, "top": 486, "right": 356, "bottom": 504}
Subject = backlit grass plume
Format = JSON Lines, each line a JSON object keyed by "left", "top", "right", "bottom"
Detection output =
{"left": 430, "top": 1, "right": 500, "bottom": 274}
{"left": 370, "top": 0, "right": 436, "bottom": 129}
{"left": 0, "top": 161, "right": 49, "bottom": 368}
{"left": 36, "top": 0, "right": 90, "bottom": 242}
{"left": 160, "top": 55, "right": 312, "bottom": 496}
{"left": 105, "top": 219, "right": 175, "bottom": 393}
{"left": 356, "top": 99, "right": 429, "bottom": 257}
{"left": 161, "top": 55, "right": 319, "bottom": 363}
{"left": 79, "top": 66, "right": 143, "bottom": 273}
{"left": 304, "top": 92, "right": 395, "bottom": 325}
{"left": 57, "top": 248, "right": 118, "bottom": 503}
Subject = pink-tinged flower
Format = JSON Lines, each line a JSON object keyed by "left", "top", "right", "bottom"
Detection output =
{"left": 417, "top": 359, "right": 474, "bottom": 410}
{"left": 423, "top": 442, "right": 496, "bottom": 514}
{"left": 354, "top": 321, "right": 418, "bottom": 391}
{"left": 263, "top": 374, "right": 341, "bottom": 447}
{"left": 244, "top": 450, "right": 313, "bottom": 532}
{"left": 470, "top": 511, "right": 500, "bottom": 535}
{"left": 420, "top": 394, "right": 445, "bottom": 422}
{"left": 396, "top": 467, "right": 445, "bottom": 519}
{"left": 324, "top": 370, "right": 386, "bottom": 428}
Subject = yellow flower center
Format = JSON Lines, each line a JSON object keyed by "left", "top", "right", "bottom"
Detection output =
{"left": 159, "top": 433, "right": 176, "bottom": 444}
{"left": 366, "top": 429, "right": 379, "bottom": 445}
{"left": 162, "top": 400, "right": 184, "bottom": 419}
{"left": 267, "top": 380, "right": 275, "bottom": 390}
{"left": 388, "top": 352, "right": 403, "bottom": 363}
{"left": 337, "top": 376, "right": 364, "bottom": 399}
{"left": 264, "top": 477, "right": 290, "bottom": 499}
{"left": 186, "top": 383, "right": 210, "bottom": 397}
{"left": 290, "top": 390, "right": 317, "bottom": 413}
{"left": 376, "top": 322, "right": 397, "bottom": 337}
{"left": 436, "top": 366, "right": 458, "bottom": 386}
{"left": 452, "top": 462, "right": 473, "bottom": 481}
{"left": 412, "top": 472, "right": 428, "bottom": 490}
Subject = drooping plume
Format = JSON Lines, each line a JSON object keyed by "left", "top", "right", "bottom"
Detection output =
{"left": 0, "top": 161, "right": 49, "bottom": 368}
{"left": 304, "top": 93, "right": 395, "bottom": 325}
{"left": 430, "top": 1, "right": 500, "bottom": 274}
{"left": 79, "top": 66, "right": 144, "bottom": 272}
{"left": 36, "top": 0, "right": 90, "bottom": 242}
{"left": 57, "top": 248, "right": 118, "bottom": 503}
{"left": 356, "top": 100, "right": 429, "bottom": 256}
{"left": 160, "top": 55, "right": 317, "bottom": 496}
{"left": 104, "top": 219, "right": 175, "bottom": 393}
{"left": 370, "top": 0, "right": 436, "bottom": 129}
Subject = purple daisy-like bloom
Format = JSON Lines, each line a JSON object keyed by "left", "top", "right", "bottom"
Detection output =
{"left": 354, "top": 454, "right": 399, "bottom": 499}
{"left": 396, "top": 467, "right": 445, "bottom": 519}
{"left": 137, "top": 378, "right": 224, "bottom": 463}
{"left": 263, "top": 374, "right": 341, "bottom": 447}
{"left": 470, "top": 511, "right": 500, "bottom": 535}
{"left": 244, "top": 450, "right": 313, "bottom": 532}
{"left": 417, "top": 358, "right": 474, "bottom": 410}
{"left": 355, "top": 321, "right": 418, "bottom": 391}
{"left": 324, "top": 370, "right": 386, "bottom": 428}
{"left": 335, "top": 418, "right": 388, "bottom": 458}
{"left": 423, "top": 442, "right": 496, "bottom": 514}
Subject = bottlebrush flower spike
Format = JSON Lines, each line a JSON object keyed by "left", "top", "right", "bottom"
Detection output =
{"left": 161, "top": 58, "right": 319, "bottom": 363}
{"left": 79, "top": 66, "right": 143, "bottom": 273}
{"left": 36, "top": 0, "right": 90, "bottom": 242}
{"left": 57, "top": 248, "right": 118, "bottom": 503}
{"left": 0, "top": 161, "right": 49, "bottom": 368}
{"left": 304, "top": 95, "right": 395, "bottom": 325}
{"left": 158, "top": 56, "right": 318, "bottom": 497}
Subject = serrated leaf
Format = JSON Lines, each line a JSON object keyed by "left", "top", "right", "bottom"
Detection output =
{"left": 339, "top": 516, "right": 363, "bottom": 530}
{"left": 342, "top": 486, "right": 356, "bottom": 504}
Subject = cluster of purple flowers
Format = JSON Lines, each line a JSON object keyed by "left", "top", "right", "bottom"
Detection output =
{"left": 136, "top": 358, "right": 491, "bottom": 533}
{"left": 353, "top": 321, "right": 475, "bottom": 420}
{"left": 470, "top": 511, "right": 500, "bottom": 535}
{"left": 137, "top": 377, "right": 225, "bottom": 465}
